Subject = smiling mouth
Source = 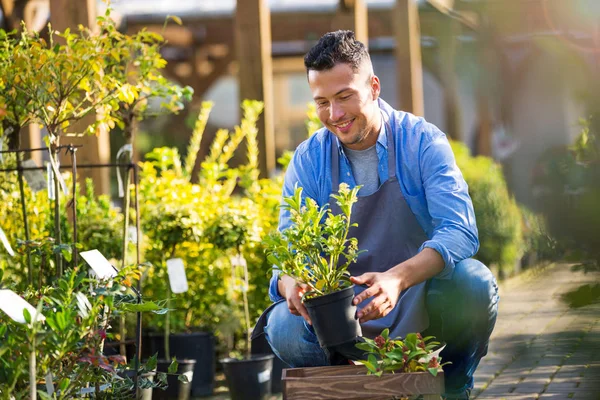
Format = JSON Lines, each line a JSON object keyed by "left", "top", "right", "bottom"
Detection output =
{"left": 333, "top": 119, "right": 354, "bottom": 129}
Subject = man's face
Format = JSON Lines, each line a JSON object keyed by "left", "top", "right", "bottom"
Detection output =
{"left": 308, "top": 62, "right": 381, "bottom": 150}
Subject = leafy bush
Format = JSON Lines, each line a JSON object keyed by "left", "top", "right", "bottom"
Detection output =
{"left": 139, "top": 101, "right": 279, "bottom": 357}
{"left": 451, "top": 141, "right": 524, "bottom": 277}
{"left": 0, "top": 152, "right": 123, "bottom": 290}
{"left": 0, "top": 267, "right": 170, "bottom": 399}
{"left": 532, "top": 118, "right": 600, "bottom": 271}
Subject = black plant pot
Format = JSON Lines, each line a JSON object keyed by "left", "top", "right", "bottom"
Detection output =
{"left": 220, "top": 354, "right": 274, "bottom": 400}
{"left": 251, "top": 332, "right": 286, "bottom": 393}
{"left": 152, "top": 359, "right": 196, "bottom": 400}
{"left": 143, "top": 332, "right": 215, "bottom": 397}
{"left": 304, "top": 284, "right": 362, "bottom": 347}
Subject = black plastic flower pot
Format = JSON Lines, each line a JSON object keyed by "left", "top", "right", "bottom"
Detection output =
{"left": 251, "top": 333, "right": 285, "bottom": 393}
{"left": 143, "top": 332, "right": 215, "bottom": 397}
{"left": 304, "top": 284, "right": 362, "bottom": 348}
{"left": 152, "top": 359, "right": 196, "bottom": 400}
{"left": 220, "top": 354, "right": 274, "bottom": 400}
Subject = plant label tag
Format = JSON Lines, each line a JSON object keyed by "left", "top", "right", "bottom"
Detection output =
{"left": 45, "top": 372, "right": 55, "bottom": 395}
{"left": 166, "top": 258, "right": 188, "bottom": 294}
{"left": 127, "top": 226, "right": 138, "bottom": 245}
{"left": 0, "top": 226, "right": 15, "bottom": 257}
{"left": 257, "top": 369, "right": 271, "bottom": 384}
{"left": 230, "top": 254, "right": 247, "bottom": 268}
{"left": 80, "top": 250, "right": 117, "bottom": 280}
{"left": 0, "top": 289, "right": 45, "bottom": 324}
{"left": 21, "top": 159, "right": 46, "bottom": 192}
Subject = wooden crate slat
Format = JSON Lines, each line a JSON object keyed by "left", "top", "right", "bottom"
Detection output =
{"left": 282, "top": 365, "right": 444, "bottom": 400}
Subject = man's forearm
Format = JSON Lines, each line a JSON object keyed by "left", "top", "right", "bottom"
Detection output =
{"left": 391, "top": 247, "right": 445, "bottom": 291}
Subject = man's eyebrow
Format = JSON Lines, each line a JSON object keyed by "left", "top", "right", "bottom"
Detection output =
{"left": 314, "top": 88, "right": 353, "bottom": 100}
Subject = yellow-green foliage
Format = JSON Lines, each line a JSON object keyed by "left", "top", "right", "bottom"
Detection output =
{"left": 451, "top": 140, "right": 524, "bottom": 276}
{"left": 0, "top": 154, "right": 123, "bottom": 289}
{"left": 139, "top": 101, "right": 280, "bottom": 347}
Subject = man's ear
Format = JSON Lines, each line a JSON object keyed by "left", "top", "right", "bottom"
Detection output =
{"left": 371, "top": 75, "right": 381, "bottom": 100}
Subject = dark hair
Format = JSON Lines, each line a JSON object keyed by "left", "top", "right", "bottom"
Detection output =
{"left": 304, "top": 30, "right": 370, "bottom": 73}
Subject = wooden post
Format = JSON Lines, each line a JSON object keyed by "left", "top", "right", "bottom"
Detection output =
{"left": 438, "top": 19, "right": 463, "bottom": 141}
{"left": 235, "top": 0, "right": 275, "bottom": 177}
{"left": 331, "top": 0, "right": 369, "bottom": 47}
{"left": 49, "top": 0, "right": 111, "bottom": 195}
{"left": 394, "top": 0, "right": 424, "bottom": 116}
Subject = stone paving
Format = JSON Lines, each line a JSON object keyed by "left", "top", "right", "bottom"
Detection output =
{"left": 200, "top": 263, "right": 600, "bottom": 400}
{"left": 472, "top": 263, "right": 600, "bottom": 400}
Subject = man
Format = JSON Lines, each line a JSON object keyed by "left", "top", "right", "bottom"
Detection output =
{"left": 261, "top": 31, "right": 499, "bottom": 400}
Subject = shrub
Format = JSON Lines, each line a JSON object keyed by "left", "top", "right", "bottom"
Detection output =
{"left": 451, "top": 141, "right": 524, "bottom": 277}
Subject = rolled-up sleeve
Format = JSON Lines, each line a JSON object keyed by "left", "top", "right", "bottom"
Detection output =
{"left": 418, "top": 125, "right": 479, "bottom": 279}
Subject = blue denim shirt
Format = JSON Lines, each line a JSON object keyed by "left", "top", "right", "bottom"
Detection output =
{"left": 268, "top": 98, "right": 479, "bottom": 303}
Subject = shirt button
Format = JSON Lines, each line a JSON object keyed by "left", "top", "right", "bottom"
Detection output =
{"left": 347, "top": 173, "right": 350, "bottom": 176}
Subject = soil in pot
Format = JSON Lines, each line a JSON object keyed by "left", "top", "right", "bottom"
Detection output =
{"left": 304, "top": 284, "right": 362, "bottom": 347}
{"left": 152, "top": 359, "right": 196, "bottom": 400}
{"left": 143, "top": 332, "right": 215, "bottom": 397}
{"left": 220, "top": 354, "right": 274, "bottom": 400}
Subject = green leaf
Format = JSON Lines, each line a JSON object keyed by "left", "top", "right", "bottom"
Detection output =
{"left": 428, "top": 367, "right": 439, "bottom": 377}
{"left": 178, "top": 373, "right": 189, "bottom": 383}
{"left": 168, "top": 358, "right": 178, "bottom": 374}
{"left": 23, "top": 308, "right": 31, "bottom": 324}
{"left": 167, "top": 15, "right": 183, "bottom": 26}
{"left": 146, "top": 354, "right": 158, "bottom": 372}
{"left": 355, "top": 342, "right": 376, "bottom": 352}
{"left": 381, "top": 328, "right": 389, "bottom": 340}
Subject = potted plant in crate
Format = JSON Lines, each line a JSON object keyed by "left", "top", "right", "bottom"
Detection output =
{"left": 264, "top": 183, "right": 363, "bottom": 349}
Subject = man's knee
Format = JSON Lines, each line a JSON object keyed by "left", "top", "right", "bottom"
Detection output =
{"left": 453, "top": 259, "right": 499, "bottom": 309}
{"left": 264, "top": 302, "right": 328, "bottom": 367}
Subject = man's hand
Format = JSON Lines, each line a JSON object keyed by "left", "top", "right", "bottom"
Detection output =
{"left": 278, "top": 275, "right": 312, "bottom": 324}
{"left": 350, "top": 270, "right": 403, "bottom": 323}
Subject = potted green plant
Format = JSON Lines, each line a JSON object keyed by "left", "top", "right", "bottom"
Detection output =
{"left": 264, "top": 183, "right": 363, "bottom": 348}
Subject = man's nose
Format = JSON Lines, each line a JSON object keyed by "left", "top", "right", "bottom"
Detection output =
{"left": 330, "top": 102, "right": 344, "bottom": 122}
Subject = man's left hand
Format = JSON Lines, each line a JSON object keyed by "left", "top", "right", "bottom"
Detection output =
{"left": 350, "top": 271, "right": 403, "bottom": 323}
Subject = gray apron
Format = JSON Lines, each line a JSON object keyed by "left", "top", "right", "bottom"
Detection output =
{"left": 251, "top": 112, "right": 430, "bottom": 343}
{"left": 330, "top": 112, "right": 430, "bottom": 339}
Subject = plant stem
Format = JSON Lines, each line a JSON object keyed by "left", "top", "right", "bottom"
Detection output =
{"left": 165, "top": 284, "right": 171, "bottom": 362}
{"left": 29, "top": 334, "right": 36, "bottom": 400}
{"left": 16, "top": 153, "right": 33, "bottom": 287}
{"left": 241, "top": 253, "right": 251, "bottom": 359}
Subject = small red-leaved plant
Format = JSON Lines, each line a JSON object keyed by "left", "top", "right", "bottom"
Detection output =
{"left": 355, "top": 328, "right": 449, "bottom": 377}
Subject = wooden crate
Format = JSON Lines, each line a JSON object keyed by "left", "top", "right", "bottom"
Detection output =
{"left": 282, "top": 364, "right": 444, "bottom": 400}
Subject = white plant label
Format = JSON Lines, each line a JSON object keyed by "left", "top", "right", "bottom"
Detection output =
{"left": 166, "top": 258, "right": 188, "bottom": 294}
{"left": 45, "top": 372, "right": 55, "bottom": 395}
{"left": 127, "top": 226, "right": 138, "bottom": 245}
{"left": 0, "top": 226, "right": 15, "bottom": 257}
{"left": 21, "top": 159, "right": 46, "bottom": 193}
{"left": 0, "top": 289, "right": 45, "bottom": 324}
{"left": 257, "top": 369, "right": 271, "bottom": 384}
{"left": 80, "top": 250, "right": 117, "bottom": 280}
{"left": 230, "top": 254, "right": 247, "bottom": 268}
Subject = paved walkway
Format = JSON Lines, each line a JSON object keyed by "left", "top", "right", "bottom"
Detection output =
{"left": 473, "top": 263, "right": 600, "bottom": 399}
{"left": 201, "top": 263, "right": 600, "bottom": 400}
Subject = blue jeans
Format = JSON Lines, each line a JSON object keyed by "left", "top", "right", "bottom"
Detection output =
{"left": 263, "top": 258, "right": 499, "bottom": 397}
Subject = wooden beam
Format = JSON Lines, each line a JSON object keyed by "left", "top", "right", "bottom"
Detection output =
{"left": 394, "top": 0, "right": 424, "bottom": 116}
{"left": 235, "top": 0, "right": 275, "bottom": 177}
{"left": 331, "top": 0, "right": 369, "bottom": 46}
{"left": 50, "top": 0, "right": 111, "bottom": 195}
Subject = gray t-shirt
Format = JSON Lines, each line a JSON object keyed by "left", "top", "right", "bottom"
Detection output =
{"left": 343, "top": 144, "right": 380, "bottom": 196}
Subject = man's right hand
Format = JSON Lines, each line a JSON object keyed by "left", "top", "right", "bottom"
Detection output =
{"left": 278, "top": 275, "right": 312, "bottom": 325}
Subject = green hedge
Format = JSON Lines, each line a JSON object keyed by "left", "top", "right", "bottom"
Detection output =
{"left": 451, "top": 141, "right": 524, "bottom": 277}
